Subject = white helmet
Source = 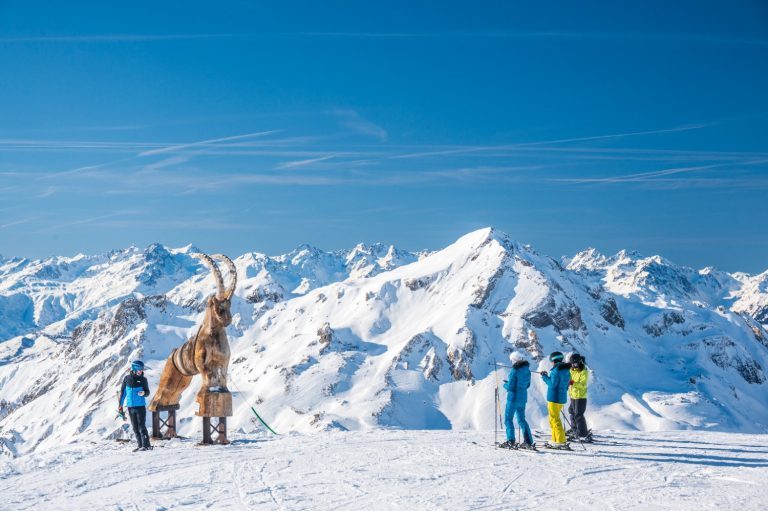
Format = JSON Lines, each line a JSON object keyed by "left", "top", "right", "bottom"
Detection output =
{"left": 509, "top": 351, "right": 526, "bottom": 363}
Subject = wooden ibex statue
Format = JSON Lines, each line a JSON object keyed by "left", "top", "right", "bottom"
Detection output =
{"left": 149, "top": 253, "right": 237, "bottom": 417}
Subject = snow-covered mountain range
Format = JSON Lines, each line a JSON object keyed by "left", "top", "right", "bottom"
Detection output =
{"left": 1, "top": 228, "right": 767, "bottom": 457}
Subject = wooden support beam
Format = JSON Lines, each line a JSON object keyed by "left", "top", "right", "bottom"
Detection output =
{"left": 151, "top": 404, "right": 181, "bottom": 439}
{"left": 200, "top": 416, "right": 230, "bottom": 445}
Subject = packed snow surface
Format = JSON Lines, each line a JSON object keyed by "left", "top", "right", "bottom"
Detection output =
{"left": 1, "top": 430, "right": 767, "bottom": 511}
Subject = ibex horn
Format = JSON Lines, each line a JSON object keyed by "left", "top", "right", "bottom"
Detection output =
{"left": 192, "top": 253, "right": 226, "bottom": 299}
{"left": 211, "top": 254, "right": 237, "bottom": 300}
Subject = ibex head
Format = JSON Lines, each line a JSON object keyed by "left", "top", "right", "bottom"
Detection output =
{"left": 192, "top": 253, "right": 238, "bottom": 329}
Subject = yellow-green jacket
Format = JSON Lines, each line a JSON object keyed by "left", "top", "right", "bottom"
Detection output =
{"left": 569, "top": 366, "right": 589, "bottom": 399}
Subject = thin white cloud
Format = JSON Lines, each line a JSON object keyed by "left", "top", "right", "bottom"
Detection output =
{"left": 35, "top": 186, "right": 59, "bottom": 198}
{"left": 276, "top": 155, "right": 335, "bottom": 170}
{"left": 34, "top": 211, "right": 138, "bottom": 233}
{"left": 36, "top": 157, "right": 136, "bottom": 181}
{"left": 553, "top": 159, "right": 768, "bottom": 184}
{"left": 554, "top": 163, "right": 721, "bottom": 183}
{"left": 521, "top": 124, "right": 718, "bottom": 146}
{"left": 0, "top": 34, "right": 242, "bottom": 43}
{"left": 0, "top": 139, "right": 161, "bottom": 152}
{"left": 332, "top": 109, "right": 388, "bottom": 142}
{"left": 4, "top": 31, "right": 766, "bottom": 46}
{"left": 138, "top": 130, "right": 281, "bottom": 157}
{"left": 93, "top": 218, "right": 247, "bottom": 231}
{"left": 0, "top": 216, "right": 40, "bottom": 229}
{"left": 299, "top": 31, "right": 768, "bottom": 46}
{"left": 139, "top": 155, "right": 190, "bottom": 173}
{"left": 390, "top": 124, "right": 715, "bottom": 160}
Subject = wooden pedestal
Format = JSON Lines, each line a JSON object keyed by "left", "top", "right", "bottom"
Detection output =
{"left": 151, "top": 404, "right": 180, "bottom": 439}
{"left": 196, "top": 389, "right": 233, "bottom": 417}
{"left": 201, "top": 417, "right": 229, "bottom": 445}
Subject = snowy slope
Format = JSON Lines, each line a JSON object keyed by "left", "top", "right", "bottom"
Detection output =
{"left": 1, "top": 430, "right": 767, "bottom": 511}
{"left": 1, "top": 228, "right": 768, "bottom": 458}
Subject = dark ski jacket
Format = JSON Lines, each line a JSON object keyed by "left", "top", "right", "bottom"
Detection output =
{"left": 119, "top": 372, "right": 150, "bottom": 408}
{"left": 542, "top": 362, "right": 571, "bottom": 404}
{"left": 503, "top": 360, "right": 531, "bottom": 407}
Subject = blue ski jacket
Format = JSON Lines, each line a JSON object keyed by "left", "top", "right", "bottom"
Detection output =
{"left": 119, "top": 372, "right": 150, "bottom": 408}
{"left": 541, "top": 362, "right": 571, "bottom": 404}
{"left": 503, "top": 360, "right": 531, "bottom": 406}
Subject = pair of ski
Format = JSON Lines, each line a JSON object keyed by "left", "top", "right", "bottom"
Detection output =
{"left": 496, "top": 441, "right": 539, "bottom": 453}
{"left": 494, "top": 441, "right": 574, "bottom": 452}
{"left": 566, "top": 428, "right": 594, "bottom": 444}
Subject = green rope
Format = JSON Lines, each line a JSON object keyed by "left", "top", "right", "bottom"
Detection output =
{"left": 248, "top": 405, "right": 279, "bottom": 435}
{"left": 229, "top": 377, "right": 279, "bottom": 435}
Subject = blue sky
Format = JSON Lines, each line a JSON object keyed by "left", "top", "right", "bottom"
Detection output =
{"left": 1, "top": 1, "right": 767, "bottom": 272}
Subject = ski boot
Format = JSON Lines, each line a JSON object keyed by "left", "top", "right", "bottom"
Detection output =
{"left": 516, "top": 442, "right": 537, "bottom": 451}
{"left": 568, "top": 430, "right": 593, "bottom": 443}
{"left": 543, "top": 442, "right": 572, "bottom": 451}
{"left": 498, "top": 440, "right": 516, "bottom": 449}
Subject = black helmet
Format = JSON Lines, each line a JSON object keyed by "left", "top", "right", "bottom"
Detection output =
{"left": 569, "top": 353, "right": 583, "bottom": 364}
{"left": 549, "top": 351, "right": 564, "bottom": 363}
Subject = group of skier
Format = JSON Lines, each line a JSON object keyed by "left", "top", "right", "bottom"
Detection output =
{"left": 118, "top": 352, "right": 588, "bottom": 453}
{"left": 499, "top": 350, "right": 591, "bottom": 451}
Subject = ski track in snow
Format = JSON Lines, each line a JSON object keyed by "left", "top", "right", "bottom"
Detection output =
{"left": 0, "top": 430, "right": 766, "bottom": 511}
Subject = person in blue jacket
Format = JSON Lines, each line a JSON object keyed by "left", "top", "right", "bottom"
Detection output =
{"left": 118, "top": 360, "right": 152, "bottom": 451}
{"left": 500, "top": 351, "right": 534, "bottom": 449}
{"left": 540, "top": 351, "right": 572, "bottom": 448}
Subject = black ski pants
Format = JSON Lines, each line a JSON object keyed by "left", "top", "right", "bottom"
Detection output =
{"left": 568, "top": 398, "right": 589, "bottom": 437}
{"left": 128, "top": 406, "right": 151, "bottom": 448}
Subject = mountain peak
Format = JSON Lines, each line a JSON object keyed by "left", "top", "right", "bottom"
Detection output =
{"left": 452, "top": 227, "right": 507, "bottom": 251}
{"left": 567, "top": 247, "right": 608, "bottom": 271}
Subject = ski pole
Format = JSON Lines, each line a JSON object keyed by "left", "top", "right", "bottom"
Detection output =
{"left": 494, "top": 386, "right": 498, "bottom": 446}
{"left": 561, "top": 409, "right": 587, "bottom": 451}
{"left": 491, "top": 364, "right": 504, "bottom": 433}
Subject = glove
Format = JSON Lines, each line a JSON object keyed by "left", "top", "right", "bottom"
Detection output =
{"left": 118, "top": 406, "right": 124, "bottom": 413}
{"left": 569, "top": 380, "right": 574, "bottom": 386}
{"left": 540, "top": 371, "right": 548, "bottom": 378}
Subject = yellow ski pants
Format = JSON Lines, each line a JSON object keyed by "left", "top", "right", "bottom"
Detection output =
{"left": 548, "top": 402, "right": 566, "bottom": 443}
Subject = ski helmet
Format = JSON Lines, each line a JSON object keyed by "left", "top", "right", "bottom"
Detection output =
{"left": 131, "top": 360, "right": 145, "bottom": 372}
{"left": 509, "top": 351, "right": 526, "bottom": 363}
{"left": 549, "top": 351, "right": 564, "bottom": 363}
{"left": 569, "top": 353, "right": 583, "bottom": 364}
